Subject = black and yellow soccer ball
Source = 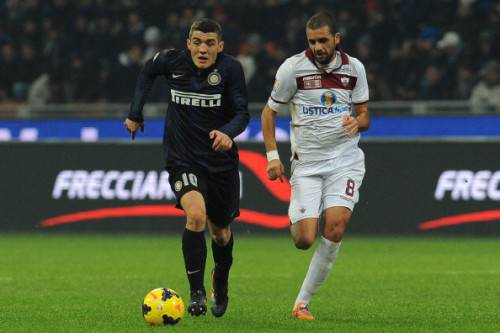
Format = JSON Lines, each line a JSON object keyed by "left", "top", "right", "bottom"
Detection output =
{"left": 142, "top": 288, "right": 185, "bottom": 326}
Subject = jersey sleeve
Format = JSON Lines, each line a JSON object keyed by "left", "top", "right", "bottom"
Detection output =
{"left": 128, "top": 50, "right": 173, "bottom": 122}
{"left": 218, "top": 59, "right": 250, "bottom": 139}
{"left": 351, "top": 58, "right": 369, "bottom": 104}
{"left": 267, "top": 58, "right": 297, "bottom": 113}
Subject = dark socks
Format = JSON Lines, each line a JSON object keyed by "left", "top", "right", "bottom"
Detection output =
{"left": 211, "top": 233, "right": 233, "bottom": 285}
{"left": 182, "top": 228, "right": 207, "bottom": 292}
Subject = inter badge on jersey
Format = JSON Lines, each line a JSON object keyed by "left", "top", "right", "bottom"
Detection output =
{"left": 174, "top": 180, "right": 183, "bottom": 192}
{"left": 208, "top": 70, "right": 221, "bottom": 86}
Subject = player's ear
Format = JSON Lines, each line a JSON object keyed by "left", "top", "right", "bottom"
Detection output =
{"left": 186, "top": 38, "right": 192, "bottom": 50}
{"left": 334, "top": 32, "right": 340, "bottom": 45}
{"left": 217, "top": 40, "right": 224, "bottom": 53}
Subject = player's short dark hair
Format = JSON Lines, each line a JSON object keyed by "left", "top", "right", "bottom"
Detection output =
{"left": 189, "top": 18, "right": 223, "bottom": 40}
{"left": 306, "top": 12, "right": 338, "bottom": 35}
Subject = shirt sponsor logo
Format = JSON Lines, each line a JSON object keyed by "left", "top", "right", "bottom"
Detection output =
{"left": 302, "top": 104, "right": 349, "bottom": 116}
{"left": 320, "top": 90, "right": 337, "bottom": 107}
{"left": 302, "top": 75, "right": 322, "bottom": 89}
{"left": 434, "top": 170, "right": 500, "bottom": 201}
{"left": 171, "top": 89, "right": 221, "bottom": 107}
{"left": 303, "top": 75, "right": 322, "bottom": 80}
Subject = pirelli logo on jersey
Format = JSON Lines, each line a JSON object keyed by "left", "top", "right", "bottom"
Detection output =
{"left": 171, "top": 89, "right": 222, "bottom": 107}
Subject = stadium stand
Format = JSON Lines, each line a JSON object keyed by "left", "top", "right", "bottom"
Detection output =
{"left": 1, "top": 0, "right": 499, "bottom": 107}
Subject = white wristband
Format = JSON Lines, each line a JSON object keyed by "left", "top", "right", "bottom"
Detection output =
{"left": 266, "top": 150, "right": 280, "bottom": 162}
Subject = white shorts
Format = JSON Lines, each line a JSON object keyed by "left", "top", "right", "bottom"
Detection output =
{"left": 288, "top": 154, "right": 365, "bottom": 224}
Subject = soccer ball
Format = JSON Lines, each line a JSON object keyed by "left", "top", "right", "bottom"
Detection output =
{"left": 142, "top": 288, "right": 185, "bottom": 326}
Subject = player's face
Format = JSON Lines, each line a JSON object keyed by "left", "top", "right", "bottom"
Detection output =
{"left": 187, "top": 31, "right": 224, "bottom": 69}
{"left": 306, "top": 26, "right": 340, "bottom": 65}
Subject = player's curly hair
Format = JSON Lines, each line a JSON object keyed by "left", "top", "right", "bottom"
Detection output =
{"left": 189, "top": 18, "right": 223, "bottom": 40}
{"left": 306, "top": 12, "right": 338, "bottom": 35}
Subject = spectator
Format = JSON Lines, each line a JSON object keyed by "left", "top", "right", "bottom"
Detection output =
{"left": 469, "top": 61, "right": 500, "bottom": 113}
{"left": 455, "top": 65, "right": 475, "bottom": 99}
{"left": 0, "top": 1, "right": 499, "bottom": 104}
{"left": 15, "top": 43, "right": 40, "bottom": 100}
{"left": 142, "top": 26, "right": 162, "bottom": 64}
{"left": 0, "top": 43, "right": 19, "bottom": 100}
{"left": 116, "top": 44, "right": 143, "bottom": 100}
{"left": 237, "top": 34, "right": 260, "bottom": 84}
{"left": 28, "top": 74, "right": 51, "bottom": 106}
{"left": 419, "top": 65, "right": 449, "bottom": 100}
{"left": 126, "top": 12, "right": 145, "bottom": 46}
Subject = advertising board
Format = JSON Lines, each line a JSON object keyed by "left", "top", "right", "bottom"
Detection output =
{"left": 1, "top": 141, "right": 499, "bottom": 234}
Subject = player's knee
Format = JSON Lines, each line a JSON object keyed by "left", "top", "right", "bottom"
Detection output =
{"left": 325, "top": 228, "right": 344, "bottom": 242}
{"left": 211, "top": 228, "right": 230, "bottom": 246}
{"left": 186, "top": 209, "right": 206, "bottom": 230}
{"left": 293, "top": 235, "right": 315, "bottom": 250}
{"left": 323, "top": 220, "right": 346, "bottom": 242}
{"left": 295, "top": 241, "right": 312, "bottom": 250}
{"left": 324, "top": 213, "right": 350, "bottom": 242}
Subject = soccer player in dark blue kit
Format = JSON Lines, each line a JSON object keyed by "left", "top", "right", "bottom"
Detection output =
{"left": 124, "top": 19, "right": 249, "bottom": 318}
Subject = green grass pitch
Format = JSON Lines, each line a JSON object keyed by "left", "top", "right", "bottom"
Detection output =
{"left": 1, "top": 233, "right": 499, "bottom": 332}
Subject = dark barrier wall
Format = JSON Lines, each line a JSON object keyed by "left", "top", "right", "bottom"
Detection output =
{"left": 1, "top": 141, "right": 499, "bottom": 234}
{"left": 0, "top": 142, "right": 290, "bottom": 234}
{"left": 358, "top": 140, "right": 500, "bottom": 235}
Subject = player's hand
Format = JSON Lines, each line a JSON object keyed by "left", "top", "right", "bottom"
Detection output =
{"left": 342, "top": 114, "right": 359, "bottom": 137}
{"left": 124, "top": 118, "right": 144, "bottom": 140}
{"left": 209, "top": 130, "right": 233, "bottom": 152}
{"left": 267, "top": 159, "right": 285, "bottom": 183}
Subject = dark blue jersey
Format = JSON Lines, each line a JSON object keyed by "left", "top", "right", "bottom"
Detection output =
{"left": 128, "top": 49, "right": 250, "bottom": 172}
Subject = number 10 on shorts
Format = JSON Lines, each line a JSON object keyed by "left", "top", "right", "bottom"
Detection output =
{"left": 182, "top": 173, "right": 198, "bottom": 187}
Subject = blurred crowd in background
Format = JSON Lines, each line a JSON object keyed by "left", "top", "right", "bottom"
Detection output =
{"left": 1, "top": 0, "right": 500, "bottom": 111}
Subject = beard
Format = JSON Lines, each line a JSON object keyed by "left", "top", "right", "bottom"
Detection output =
{"left": 313, "top": 42, "right": 337, "bottom": 65}
{"left": 314, "top": 49, "right": 335, "bottom": 65}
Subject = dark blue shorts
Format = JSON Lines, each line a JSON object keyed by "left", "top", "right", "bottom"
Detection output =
{"left": 167, "top": 166, "right": 240, "bottom": 227}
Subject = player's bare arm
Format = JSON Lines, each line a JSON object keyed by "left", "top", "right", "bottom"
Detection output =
{"left": 261, "top": 103, "right": 285, "bottom": 182}
{"left": 124, "top": 118, "right": 144, "bottom": 140}
{"left": 209, "top": 130, "right": 233, "bottom": 152}
{"left": 343, "top": 103, "right": 370, "bottom": 137}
